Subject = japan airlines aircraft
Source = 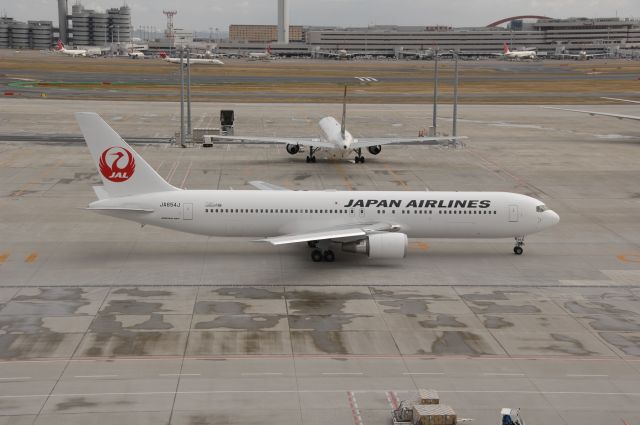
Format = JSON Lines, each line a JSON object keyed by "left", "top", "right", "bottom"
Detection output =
{"left": 55, "top": 40, "right": 87, "bottom": 57}
{"left": 502, "top": 43, "right": 537, "bottom": 60}
{"left": 210, "top": 86, "right": 465, "bottom": 163}
{"left": 248, "top": 45, "right": 274, "bottom": 60}
{"left": 76, "top": 113, "right": 559, "bottom": 261}
{"left": 544, "top": 97, "right": 640, "bottom": 122}
{"left": 163, "top": 56, "right": 224, "bottom": 65}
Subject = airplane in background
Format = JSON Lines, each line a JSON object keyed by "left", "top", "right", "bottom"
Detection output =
{"left": 160, "top": 51, "right": 224, "bottom": 65}
{"left": 55, "top": 40, "right": 89, "bottom": 57}
{"left": 209, "top": 86, "right": 466, "bottom": 163}
{"left": 76, "top": 112, "right": 559, "bottom": 262}
{"left": 501, "top": 42, "right": 537, "bottom": 60}
{"left": 128, "top": 49, "right": 145, "bottom": 59}
{"left": 544, "top": 97, "right": 640, "bottom": 122}
{"left": 248, "top": 45, "right": 274, "bottom": 60}
{"left": 561, "top": 50, "right": 608, "bottom": 60}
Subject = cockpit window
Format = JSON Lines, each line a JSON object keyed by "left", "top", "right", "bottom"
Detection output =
{"left": 536, "top": 204, "right": 548, "bottom": 213}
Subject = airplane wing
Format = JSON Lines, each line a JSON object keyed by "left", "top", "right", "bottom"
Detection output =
{"left": 249, "top": 180, "right": 291, "bottom": 191}
{"left": 257, "top": 223, "right": 398, "bottom": 245}
{"left": 543, "top": 107, "right": 640, "bottom": 122}
{"left": 352, "top": 136, "right": 467, "bottom": 148}
{"left": 212, "top": 135, "right": 335, "bottom": 149}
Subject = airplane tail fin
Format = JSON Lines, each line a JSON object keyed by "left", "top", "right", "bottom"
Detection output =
{"left": 56, "top": 39, "right": 63, "bottom": 50}
{"left": 75, "top": 112, "right": 178, "bottom": 199}
{"left": 503, "top": 42, "right": 510, "bottom": 54}
{"left": 340, "top": 85, "right": 347, "bottom": 138}
{"left": 267, "top": 44, "right": 272, "bottom": 54}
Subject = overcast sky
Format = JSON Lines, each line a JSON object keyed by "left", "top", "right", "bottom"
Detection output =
{"left": 4, "top": 0, "right": 640, "bottom": 32}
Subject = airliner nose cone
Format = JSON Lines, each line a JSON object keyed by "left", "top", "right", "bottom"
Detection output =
{"left": 550, "top": 210, "right": 560, "bottom": 226}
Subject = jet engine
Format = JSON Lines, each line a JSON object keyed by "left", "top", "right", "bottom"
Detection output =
{"left": 368, "top": 145, "right": 382, "bottom": 155}
{"left": 286, "top": 144, "right": 300, "bottom": 155}
{"left": 342, "top": 233, "right": 408, "bottom": 259}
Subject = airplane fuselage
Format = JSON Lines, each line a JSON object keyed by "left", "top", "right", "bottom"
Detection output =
{"left": 90, "top": 190, "right": 558, "bottom": 240}
{"left": 318, "top": 116, "right": 354, "bottom": 151}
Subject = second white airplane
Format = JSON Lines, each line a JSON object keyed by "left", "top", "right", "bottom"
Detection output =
{"left": 76, "top": 113, "right": 559, "bottom": 262}
{"left": 210, "top": 86, "right": 465, "bottom": 163}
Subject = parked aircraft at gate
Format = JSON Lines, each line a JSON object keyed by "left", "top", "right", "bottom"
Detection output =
{"left": 76, "top": 113, "right": 559, "bottom": 262}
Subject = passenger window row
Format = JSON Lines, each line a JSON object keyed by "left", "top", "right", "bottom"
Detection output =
{"left": 204, "top": 208, "right": 497, "bottom": 215}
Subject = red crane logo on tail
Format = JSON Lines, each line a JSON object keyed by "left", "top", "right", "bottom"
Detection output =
{"left": 99, "top": 147, "right": 135, "bottom": 182}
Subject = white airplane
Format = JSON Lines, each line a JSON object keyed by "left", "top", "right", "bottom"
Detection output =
{"left": 544, "top": 97, "right": 640, "bottom": 122}
{"left": 55, "top": 40, "right": 87, "bottom": 57}
{"left": 76, "top": 112, "right": 559, "bottom": 261}
{"left": 160, "top": 51, "right": 224, "bottom": 65}
{"left": 210, "top": 86, "right": 465, "bottom": 163}
{"left": 128, "top": 49, "right": 145, "bottom": 59}
{"left": 562, "top": 50, "right": 607, "bottom": 60}
{"left": 502, "top": 42, "right": 537, "bottom": 60}
{"left": 248, "top": 45, "right": 273, "bottom": 60}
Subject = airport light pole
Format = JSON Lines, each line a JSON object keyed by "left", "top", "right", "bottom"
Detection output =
{"left": 452, "top": 50, "right": 459, "bottom": 138}
{"left": 432, "top": 48, "right": 438, "bottom": 135}
{"left": 187, "top": 48, "right": 192, "bottom": 137}
{"left": 179, "top": 46, "right": 186, "bottom": 147}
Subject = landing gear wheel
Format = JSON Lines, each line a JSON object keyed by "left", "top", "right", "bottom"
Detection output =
{"left": 359, "top": 156, "right": 365, "bottom": 163}
{"left": 306, "top": 156, "right": 311, "bottom": 163}
{"left": 311, "top": 156, "right": 316, "bottom": 163}
{"left": 513, "top": 246, "right": 523, "bottom": 255}
{"left": 323, "top": 250, "right": 335, "bottom": 262}
{"left": 311, "top": 249, "right": 323, "bottom": 262}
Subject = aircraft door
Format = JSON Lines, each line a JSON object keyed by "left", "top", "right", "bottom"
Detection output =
{"left": 508, "top": 204, "right": 519, "bottom": 222}
{"left": 183, "top": 203, "right": 193, "bottom": 220}
{"left": 359, "top": 208, "right": 365, "bottom": 218}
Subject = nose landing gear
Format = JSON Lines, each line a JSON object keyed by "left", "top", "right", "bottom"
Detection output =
{"left": 513, "top": 237, "right": 525, "bottom": 255}
{"left": 354, "top": 148, "right": 365, "bottom": 164}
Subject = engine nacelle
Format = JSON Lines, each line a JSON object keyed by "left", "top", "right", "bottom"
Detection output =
{"left": 342, "top": 233, "right": 408, "bottom": 259}
{"left": 286, "top": 144, "right": 300, "bottom": 155}
{"left": 368, "top": 145, "right": 382, "bottom": 155}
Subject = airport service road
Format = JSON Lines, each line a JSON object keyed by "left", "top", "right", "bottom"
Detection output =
{"left": 0, "top": 285, "right": 639, "bottom": 425}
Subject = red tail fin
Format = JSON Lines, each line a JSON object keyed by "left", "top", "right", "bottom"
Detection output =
{"left": 159, "top": 51, "right": 167, "bottom": 59}
{"left": 267, "top": 44, "right": 272, "bottom": 54}
{"left": 503, "top": 42, "right": 509, "bottom": 54}
{"left": 56, "top": 39, "right": 63, "bottom": 50}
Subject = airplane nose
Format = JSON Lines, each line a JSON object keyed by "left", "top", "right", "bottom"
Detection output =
{"left": 546, "top": 210, "right": 560, "bottom": 227}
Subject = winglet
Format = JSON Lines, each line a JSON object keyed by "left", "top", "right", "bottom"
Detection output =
{"left": 340, "top": 85, "right": 347, "bottom": 138}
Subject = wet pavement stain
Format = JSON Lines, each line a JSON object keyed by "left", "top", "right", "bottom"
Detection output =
{"left": 83, "top": 331, "right": 181, "bottom": 357}
{"left": 430, "top": 331, "right": 494, "bottom": 356}
{"left": 371, "top": 289, "right": 453, "bottom": 300}
{"left": 287, "top": 289, "right": 370, "bottom": 300}
{"left": 483, "top": 316, "right": 514, "bottom": 329}
{"left": 195, "top": 301, "right": 250, "bottom": 314}
{"left": 460, "top": 290, "right": 529, "bottom": 301}
{"left": 187, "top": 414, "right": 232, "bottom": 425}
{"left": 55, "top": 397, "right": 99, "bottom": 412}
{"left": 288, "top": 298, "right": 349, "bottom": 315}
{"left": 100, "top": 300, "right": 170, "bottom": 315}
{"left": 293, "top": 173, "right": 312, "bottom": 181}
{"left": 0, "top": 333, "right": 66, "bottom": 359}
{"left": 378, "top": 300, "right": 431, "bottom": 315}
{"left": 418, "top": 314, "right": 467, "bottom": 329}
{"left": 584, "top": 316, "right": 640, "bottom": 332}
{"left": 91, "top": 313, "right": 174, "bottom": 332}
{"left": 289, "top": 315, "right": 362, "bottom": 331}
{"left": 194, "top": 315, "right": 285, "bottom": 330}
{"left": 14, "top": 287, "right": 88, "bottom": 301}
{"left": 0, "top": 300, "right": 91, "bottom": 316}
{"left": 56, "top": 172, "right": 99, "bottom": 185}
{"left": 598, "top": 332, "right": 640, "bottom": 356}
{"left": 205, "top": 287, "right": 283, "bottom": 299}
{"left": 538, "top": 333, "right": 597, "bottom": 356}
{"left": 563, "top": 301, "right": 637, "bottom": 316}
{"left": 111, "top": 288, "right": 174, "bottom": 298}
{"left": 0, "top": 316, "right": 47, "bottom": 333}
{"left": 466, "top": 301, "right": 541, "bottom": 314}
{"left": 295, "top": 331, "right": 348, "bottom": 354}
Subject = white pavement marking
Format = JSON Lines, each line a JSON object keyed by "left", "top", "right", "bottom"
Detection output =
{"left": 323, "top": 372, "right": 364, "bottom": 376}
{"left": 2, "top": 389, "right": 640, "bottom": 399}
{"left": 74, "top": 375, "right": 119, "bottom": 378}
{"left": 158, "top": 373, "right": 201, "bottom": 377}
{"left": 347, "top": 391, "right": 364, "bottom": 425}
{"left": 567, "top": 374, "right": 609, "bottom": 377}
{"left": 403, "top": 372, "right": 444, "bottom": 375}
{"left": 240, "top": 372, "right": 284, "bottom": 376}
{"left": 0, "top": 377, "right": 31, "bottom": 380}
{"left": 482, "top": 373, "right": 525, "bottom": 376}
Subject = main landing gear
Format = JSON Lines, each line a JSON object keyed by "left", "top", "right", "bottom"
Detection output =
{"left": 306, "top": 146, "right": 318, "bottom": 163}
{"left": 308, "top": 240, "right": 335, "bottom": 262}
{"left": 513, "top": 237, "right": 525, "bottom": 255}
{"left": 354, "top": 148, "right": 365, "bottom": 164}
